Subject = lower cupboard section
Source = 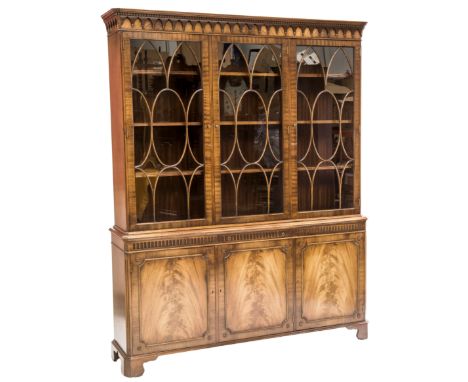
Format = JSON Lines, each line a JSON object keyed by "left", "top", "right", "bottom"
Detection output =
{"left": 124, "top": 231, "right": 365, "bottom": 355}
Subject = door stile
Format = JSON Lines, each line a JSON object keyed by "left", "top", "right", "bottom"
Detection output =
{"left": 201, "top": 35, "right": 214, "bottom": 225}
{"left": 353, "top": 44, "right": 362, "bottom": 212}
{"left": 121, "top": 36, "right": 137, "bottom": 229}
{"left": 211, "top": 35, "right": 223, "bottom": 223}
{"left": 281, "top": 40, "right": 292, "bottom": 217}
{"left": 288, "top": 39, "right": 299, "bottom": 218}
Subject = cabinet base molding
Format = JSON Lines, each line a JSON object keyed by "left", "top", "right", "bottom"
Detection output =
{"left": 347, "top": 321, "right": 368, "bottom": 340}
{"left": 111, "top": 340, "right": 158, "bottom": 378}
{"left": 112, "top": 321, "right": 368, "bottom": 377}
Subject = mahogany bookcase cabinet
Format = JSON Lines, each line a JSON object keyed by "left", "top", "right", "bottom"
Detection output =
{"left": 102, "top": 8, "right": 367, "bottom": 377}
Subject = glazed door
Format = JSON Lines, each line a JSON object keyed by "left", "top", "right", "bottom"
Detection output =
{"left": 295, "top": 232, "right": 365, "bottom": 330}
{"left": 217, "top": 239, "right": 294, "bottom": 342}
{"left": 291, "top": 40, "right": 361, "bottom": 218}
{"left": 130, "top": 246, "right": 216, "bottom": 354}
{"left": 212, "top": 36, "right": 292, "bottom": 224}
{"left": 125, "top": 33, "right": 212, "bottom": 230}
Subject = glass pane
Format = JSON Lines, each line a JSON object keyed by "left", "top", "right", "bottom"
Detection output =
{"left": 131, "top": 39, "right": 205, "bottom": 223}
{"left": 218, "top": 43, "right": 283, "bottom": 217}
{"left": 296, "top": 46, "right": 354, "bottom": 211}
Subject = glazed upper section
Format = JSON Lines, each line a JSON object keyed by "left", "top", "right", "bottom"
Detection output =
{"left": 102, "top": 8, "right": 366, "bottom": 39}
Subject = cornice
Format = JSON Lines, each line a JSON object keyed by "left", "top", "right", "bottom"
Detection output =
{"left": 102, "top": 8, "right": 366, "bottom": 40}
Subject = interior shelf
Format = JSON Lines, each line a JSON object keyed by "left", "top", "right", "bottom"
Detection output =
{"left": 297, "top": 164, "right": 353, "bottom": 172}
{"left": 134, "top": 163, "right": 353, "bottom": 179}
{"left": 219, "top": 71, "right": 280, "bottom": 77}
{"left": 297, "top": 73, "right": 350, "bottom": 78}
{"left": 135, "top": 168, "right": 204, "bottom": 178}
{"left": 133, "top": 70, "right": 320, "bottom": 78}
{"left": 219, "top": 121, "right": 281, "bottom": 125}
{"left": 133, "top": 122, "right": 203, "bottom": 127}
{"left": 220, "top": 167, "right": 280, "bottom": 175}
{"left": 220, "top": 164, "right": 352, "bottom": 176}
{"left": 133, "top": 121, "right": 351, "bottom": 127}
{"left": 216, "top": 72, "right": 349, "bottom": 79}
{"left": 218, "top": 120, "right": 351, "bottom": 126}
{"left": 133, "top": 69, "right": 199, "bottom": 76}
{"left": 297, "top": 120, "right": 352, "bottom": 124}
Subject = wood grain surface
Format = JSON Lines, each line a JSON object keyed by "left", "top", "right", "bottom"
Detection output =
{"left": 301, "top": 240, "right": 357, "bottom": 321}
{"left": 139, "top": 255, "right": 208, "bottom": 344}
{"left": 225, "top": 247, "right": 287, "bottom": 332}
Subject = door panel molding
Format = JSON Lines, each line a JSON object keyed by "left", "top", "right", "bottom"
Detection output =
{"left": 295, "top": 233, "right": 365, "bottom": 329}
{"left": 217, "top": 239, "right": 294, "bottom": 341}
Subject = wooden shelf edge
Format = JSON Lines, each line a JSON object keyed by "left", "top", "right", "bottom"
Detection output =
{"left": 219, "top": 121, "right": 281, "bottom": 125}
{"left": 134, "top": 163, "right": 353, "bottom": 178}
{"left": 133, "top": 122, "right": 203, "bottom": 127}
{"left": 133, "top": 69, "right": 199, "bottom": 76}
{"left": 219, "top": 71, "right": 280, "bottom": 77}
{"left": 297, "top": 120, "right": 352, "bottom": 124}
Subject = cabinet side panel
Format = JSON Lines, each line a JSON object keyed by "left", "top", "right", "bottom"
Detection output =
{"left": 107, "top": 32, "right": 128, "bottom": 230}
{"left": 112, "top": 244, "right": 128, "bottom": 352}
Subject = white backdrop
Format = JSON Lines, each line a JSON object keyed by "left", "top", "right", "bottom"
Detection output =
{"left": 1, "top": 1, "right": 467, "bottom": 381}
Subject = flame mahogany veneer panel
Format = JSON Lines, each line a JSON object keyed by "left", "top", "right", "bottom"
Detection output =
{"left": 301, "top": 241, "right": 358, "bottom": 320}
{"left": 224, "top": 247, "right": 287, "bottom": 332}
{"left": 139, "top": 255, "right": 208, "bottom": 344}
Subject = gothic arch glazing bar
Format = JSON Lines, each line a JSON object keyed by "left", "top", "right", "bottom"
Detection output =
{"left": 296, "top": 45, "right": 355, "bottom": 211}
{"left": 131, "top": 39, "right": 206, "bottom": 223}
{"left": 218, "top": 42, "right": 284, "bottom": 217}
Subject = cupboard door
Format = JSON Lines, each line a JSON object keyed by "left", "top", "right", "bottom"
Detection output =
{"left": 212, "top": 37, "right": 291, "bottom": 223}
{"left": 126, "top": 34, "right": 212, "bottom": 229}
{"left": 292, "top": 41, "right": 359, "bottom": 217}
{"left": 131, "top": 247, "right": 216, "bottom": 354}
{"left": 295, "top": 233, "right": 365, "bottom": 330}
{"left": 218, "top": 240, "right": 294, "bottom": 342}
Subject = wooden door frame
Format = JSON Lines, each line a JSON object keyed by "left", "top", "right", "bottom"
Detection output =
{"left": 210, "top": 35, "right": 293, "bottom": 225}
{"left": 288, "top": 38, "right": 361, "bottom": 219}
{"left": 121, "top": 31, "right": 213, "bottom": 231}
